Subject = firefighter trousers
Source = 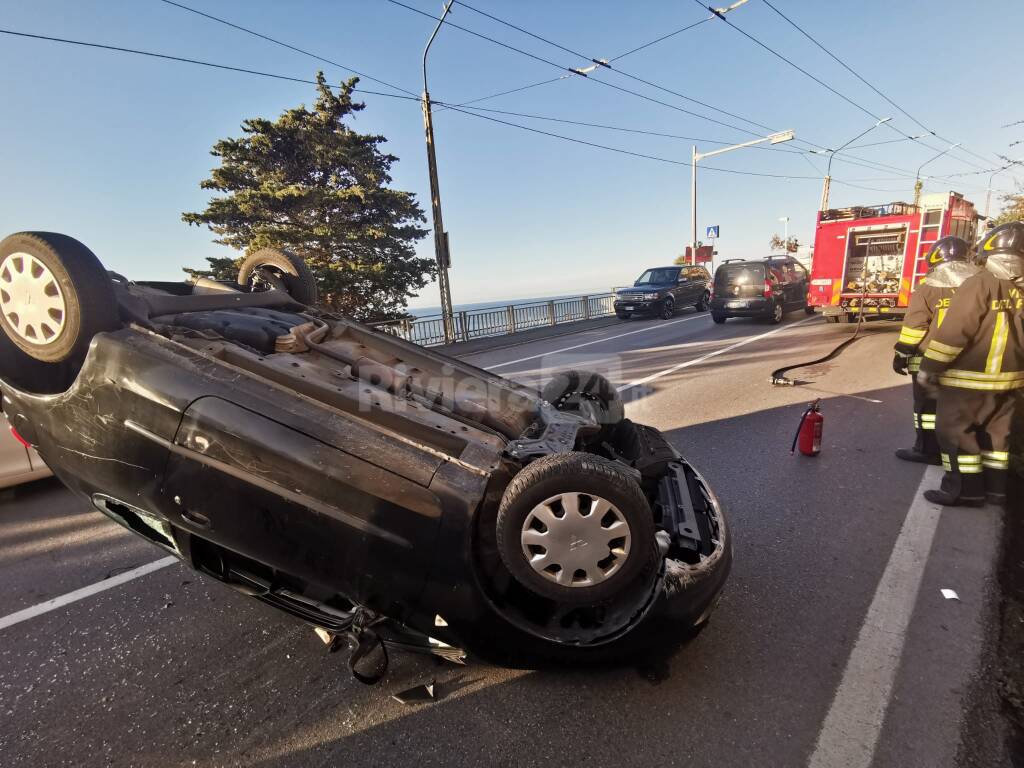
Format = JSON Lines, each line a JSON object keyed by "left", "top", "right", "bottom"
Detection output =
{"left": 910, "top": 367, "right": 939, "bottom": 456}
{"left": 935, "top": 387, "right": 1016, "bottom": 502}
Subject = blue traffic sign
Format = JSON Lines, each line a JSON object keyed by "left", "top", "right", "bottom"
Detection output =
{"left": 706, "top": 225, "right": 720, "bottom": 239}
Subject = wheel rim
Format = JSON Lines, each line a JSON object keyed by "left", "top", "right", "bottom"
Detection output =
{"left": 662, "top": 301, "right": 673, "bottom": 319}
{"left": 520, "top": 492, "right": 632, "bottom": 588}
{"left": 0, "top": 252, "right": 67, "bottom": 346}
{"left": 773, "top": 303, "right": 783, "bottom": 321}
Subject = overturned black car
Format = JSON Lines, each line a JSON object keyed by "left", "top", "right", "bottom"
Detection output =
{"left": 0, "top": 232, "right": 730, "bottom": 678}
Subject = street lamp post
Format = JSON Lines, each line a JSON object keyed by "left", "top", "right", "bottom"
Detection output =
{"left": 812, "top": 117, "right": 892, "bottom": 211}
{"left": 779, "top": 216, "right": 789, "bottom": 247}
{"left": 984, "top": 158, "right": 1022, "bottom": 219}
{"left": 421, "top": 1, "right": 455, "bottom": 343}
{"left": 913, "top": 142, "right": 961, "bottom": 208}
{"left": 690, "top": 129, "right": 795, "bottom": 264}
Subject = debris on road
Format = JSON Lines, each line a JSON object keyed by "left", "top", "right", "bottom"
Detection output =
{"left": 941, "top": 589, "right": 960, "bottom": 601}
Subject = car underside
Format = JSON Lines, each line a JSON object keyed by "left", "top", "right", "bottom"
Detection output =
{"left": 0, "top": 232, "right": 730, "bottom": 680}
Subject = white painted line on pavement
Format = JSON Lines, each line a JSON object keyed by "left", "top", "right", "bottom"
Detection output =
{"left": 808, "top": 465, "right": 944, "bottom": 768}
{"left": 483, "top": 313, "right": 711, "bottom": 371}
{"left": 0, "top": 556, "right": 178, "bottom": 632}
{"left": 617, "top": 316, "right": 817, "bottom": 393}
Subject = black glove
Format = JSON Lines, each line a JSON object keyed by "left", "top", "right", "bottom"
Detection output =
{"left": 893, "top": 352, "right": 910, "bottom": 375}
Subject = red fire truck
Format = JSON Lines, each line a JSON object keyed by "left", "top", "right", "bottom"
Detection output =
{"left": 807, "top": 191, "right": 979, "bottom": 322}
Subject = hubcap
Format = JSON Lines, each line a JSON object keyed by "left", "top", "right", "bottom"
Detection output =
{"left": 0, "top": 253, "right": 67, "bottom": 345}
{"left": 520, "top": 492, "right": 632, "bottom": 587}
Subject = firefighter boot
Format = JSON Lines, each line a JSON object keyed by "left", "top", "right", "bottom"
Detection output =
{"left": 924, "top": 454, "right": 985, "bottom": 507}
{"left": 895, "top": 447, "right": 941, "bottom": 465}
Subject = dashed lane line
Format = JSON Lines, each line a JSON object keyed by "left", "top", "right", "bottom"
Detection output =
{"left": 807, "top": 465, "right": 945, "bottom": 768}
{"left": 482, "top": 313, "right": 711, "bottom": 371}
{"left": 0, "top": 556, "right": 178, "bottom": 632}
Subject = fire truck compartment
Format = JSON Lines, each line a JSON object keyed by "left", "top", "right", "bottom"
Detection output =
{"left": 843, "top": 228, "right": 908, "bottom": 295}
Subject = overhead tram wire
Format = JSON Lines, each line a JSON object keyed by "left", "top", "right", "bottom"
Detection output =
{"left": 3, "top": 27, "right": 994, "bottom": 194}
{"left": 157, "top": 0, "right": 418, "bottom": 97}
{"left": 0, "top": 28, "right": 422, "bottom": 101}
{"left": 381, "top": 0, "right": 776, "bottom": 139}
{"left": 392, "top": 0, "right": 960, "bottom": 184}
{"left": 760, "top": 0, "right": 1000, "bottom": 171}
{"left": 608, "top": 16, "right": 712, "bottom": 62}
{"left": 451, "top": 0, "right": 780, "bottom": 135}
{"left": 694, "top": 0, "right": 992, "bottom": 172}
{"left": 0, "top": 26, "right": 838, "bottom": 184}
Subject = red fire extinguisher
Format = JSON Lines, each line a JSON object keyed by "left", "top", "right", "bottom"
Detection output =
{"left": 791, "top": 399, "right": 823, "bottom": 456}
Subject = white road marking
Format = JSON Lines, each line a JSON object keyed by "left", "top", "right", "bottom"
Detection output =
{"left": 808, "top": 465, "right": 945, "bottom": 768}
{"left": 0, "top": 556, "right": 178, "bottom": 632}
{"left": 482, "top": 313, "right": 711, "bottom": 370}
{"left": 617, "top": 316, "right": 818, "bottom": 392}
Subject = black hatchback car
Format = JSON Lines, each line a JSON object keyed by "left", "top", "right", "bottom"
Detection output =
{"left": 709, "top": 257, "right": 814, "bottom": 324}
{"left": 614, "top": 265, "right": 711, "bottom": 320}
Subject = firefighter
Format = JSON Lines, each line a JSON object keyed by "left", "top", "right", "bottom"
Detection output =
{"left": 893, "top": 236, "right": 976, "bottom": 464}
{"left": 917, "top": 221, "right": 1024, "bottom": 506}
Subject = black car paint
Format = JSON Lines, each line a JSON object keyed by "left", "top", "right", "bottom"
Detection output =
{"left": 614, "top": 266, "right": 710, "bottom": 318}
{"left": 709, "top": 258, "right": 809, "bottom": 319}
{"left": 0, "top": 305, "right": 730, "bottom": 663}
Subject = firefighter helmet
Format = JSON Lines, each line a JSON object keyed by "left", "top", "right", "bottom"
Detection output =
{"left": 926, "top": 236, "right": 970, "bottom": 266}
{"left": 979, "top": 221, "right": 1024, "bottom": 257}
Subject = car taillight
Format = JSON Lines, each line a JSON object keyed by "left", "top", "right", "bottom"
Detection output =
{"left": 763, "top": 279, "right": 773, "bottom": 298}
{"left": 10, "top": 426, "right": 31, "bottom": 449}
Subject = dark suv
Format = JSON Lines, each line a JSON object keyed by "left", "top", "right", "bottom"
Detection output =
{"left": 614, "top": 265, "right": 711, "bottom": 320}
{"left": 709, "top": 257, "right": 814, "bottom": 324}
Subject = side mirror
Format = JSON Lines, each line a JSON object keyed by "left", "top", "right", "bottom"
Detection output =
{"left": 678, "top": 277, "right": 689, "bottom": 284}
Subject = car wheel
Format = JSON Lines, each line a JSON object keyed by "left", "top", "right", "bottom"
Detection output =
{"left": 660, "top": 299, "right": 674, "bottom": 320}
{"left": 238, "top": 248, "right": 318, "bottom": 305}
{"left": 769, "top": 301, "right": 784, "bottom": 324}
{"left": 616, "top": 312, "right": 631, "bottom": 320}
{"left": 0, "top": 231, "right": 119, "bottom": 369}
{"left": 695, "top": 291, "right": 710, "bottom": 312}
{"left": 804, "top": 305, "right": 816, "bottom": 316}
{"left": 496, "top": 452, "right": 656, "bottom": 604}
{"left": 711, "top": 313, "right": 727, "bottom": 324}
{"left": 541, "top": 369, "right": 624, "bottom": 429}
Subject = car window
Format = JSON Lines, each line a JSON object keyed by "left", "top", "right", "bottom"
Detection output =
{"left": 635, "top": 268, "right": 680, "bottom": 285}
{"left": 684, "top": 266, "right": 707, "bottom": 281}
{"left": 715, "top": 264, "right": 763, "bottom": 286}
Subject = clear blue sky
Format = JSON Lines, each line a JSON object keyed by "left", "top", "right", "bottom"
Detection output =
{"left": 1, "top": 0, "right": 1022, "bottom": 308}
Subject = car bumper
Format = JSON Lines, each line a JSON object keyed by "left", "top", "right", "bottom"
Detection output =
{"left": 710, "top": 297, "right": 771, "bottom": 316}
{"left": 614, "top": 298, "right": 665, "bottom": 314}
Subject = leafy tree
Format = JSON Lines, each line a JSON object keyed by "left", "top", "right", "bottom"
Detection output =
{"left": 182, "top": 73, "right": 432, "bottom": 321}
{"left": 182, "top": 256, "right": 241, "bottom": 282}
{"left": 673, "top": 253, "right": 688, "bottom": 265}
{"left": 992, "top": 189, "right": 1024, "bottom": 226}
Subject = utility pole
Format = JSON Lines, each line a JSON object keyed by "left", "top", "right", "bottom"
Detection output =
{"left": 690, "top": 130, "right": 795, "bottom": 265}
{"left": 422, "top": 1, "right": 455, "bottom": 343}
{"left": 812, "top": 117, "right": 892, "bottom": 211}
{"left": 913, "top": 143, "right": 960, "bottom": 209}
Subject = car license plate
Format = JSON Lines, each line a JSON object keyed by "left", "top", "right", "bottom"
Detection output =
{"left": 623, "top": 305, "right": 634, "bottom": 311}
{"left": 727, "top": 301, "right": 746, "bottom": 309}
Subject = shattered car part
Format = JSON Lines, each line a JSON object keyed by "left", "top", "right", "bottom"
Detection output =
{"left": 0, "top": 231, "right": 731, "bottom": 675}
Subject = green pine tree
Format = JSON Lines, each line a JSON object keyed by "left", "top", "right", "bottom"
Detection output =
{"left": 183, "top": 73, "right": 432, "bottom": 321}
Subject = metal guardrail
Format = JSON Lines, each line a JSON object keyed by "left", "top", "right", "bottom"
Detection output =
{"left": 372, "top": 293, "right": 617, "bottom": 346}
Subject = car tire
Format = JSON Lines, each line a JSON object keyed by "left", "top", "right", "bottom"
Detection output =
{"left": 695, "top": 291, "right": 710, "bottom": 312}
{"left": 711, "top": 313, "right": 727, "bottom": 325}
{"left": 660, "top": 298, "right": 674, "bottom": 320}
{"left": 769, "top": 301, "right": 784, "bottom": 324}
{"left": 804, "top": 305, "right": 816, "bottom": 315}
{"left": 238, "top": 248, "right": 318, "bottom": 305}
{"left": 496, "top": 452, "right": 657, "bottom": 604}
{"left": 541, "top": 369, "right": 624, "bottom": 429}
{"left": 0, "top": 231, "right": 119, "bottom": 371}
{"left": 616, "top": 312, "right": 631, "bottom": 320}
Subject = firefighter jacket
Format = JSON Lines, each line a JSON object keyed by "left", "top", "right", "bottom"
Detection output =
{"left": 894, "top": 262, "right": 978, "bottom": 372}
{"left": 920, "top": 269, "right": 1024, "bottom": 391}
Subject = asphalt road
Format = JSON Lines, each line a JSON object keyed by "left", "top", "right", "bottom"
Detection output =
{"left": 0, "top": 308, "right": 1010, "bottom": 767}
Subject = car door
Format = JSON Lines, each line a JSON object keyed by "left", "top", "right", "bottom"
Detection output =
{"left": 790, "top": 260, "right": 809, "bottom": 308}
{"left": 677, "top": 267, "right": 699, "bottom": 304}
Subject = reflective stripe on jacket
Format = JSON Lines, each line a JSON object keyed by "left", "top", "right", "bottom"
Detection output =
{"left": 920, "top": 272, "right": 1024, "bottom": 390}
